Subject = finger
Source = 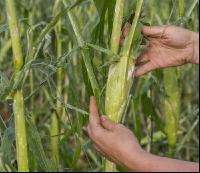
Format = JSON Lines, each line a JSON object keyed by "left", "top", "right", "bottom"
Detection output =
{"left": 89, "top": 96, "right": 101, "bottom": 129}
{"left": 136, "top": 51, "right": 150, "bottom": 65}
{"left": 100, "top": 116, "right": 116, "bottom": 131}
{"left": 142, "top": 25, "right": 167, "bottom": 37}
{"left": 134, "top": 62, "right": 155, "bottom": 77}
{"left": 123, "top": 26, "right": 130, "bottom": 37}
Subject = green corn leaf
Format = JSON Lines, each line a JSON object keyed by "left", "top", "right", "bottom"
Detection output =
{"left": 93, "top": 0, "right": 116, "bottom": 45}
{"left": 0, "top": 115, "right": 7, "bottom": 133}
{"left": 71, "top": 142, "right": 81, "bottom": 170}
{"left": 64, "top": 0, "right": 101, "bottom": 105}
{"left": 0, "top": 160, "right": 6, "bottom": 172}
{"left": 86, "top": 43, "right": 119, "bottom": 59}
{"left": 1, "top": 126, "right": 16, "bottom": 172}
{"left": 93, "top": 0, "right": 106, "bottom": 16}
{"left": 0, "top": 72, "right": 15, "bottom": 101}
{"left": 140, "top": 131, "right": 166, "bottom": 146}
{"left": 26, "top": 116, "right": 57, "bottom": 172}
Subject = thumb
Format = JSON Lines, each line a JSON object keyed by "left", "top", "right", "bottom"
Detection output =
{"left": 142, "top": 25, "right": 167, "bottom": 37}
{"left": 100, "top": 116, "right": 116, "bottom": 131}
{"left": 89, "top": 96, "right": 101, "bottom": 129}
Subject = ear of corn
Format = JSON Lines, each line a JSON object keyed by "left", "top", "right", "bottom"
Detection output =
{"left": 6, "top": 0, "right": 29, "bottom": 171}
{"left": 105, "top": 0, "right": 125, "bottom": 123}
{"left": 105, "top": 0, "right": 143, "bottom": 128}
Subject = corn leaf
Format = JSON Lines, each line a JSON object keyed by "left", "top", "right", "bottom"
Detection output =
{"left": 1, "top": 126, "right": 16, "bottom": 172}
{"left": 0, "top": 115, "right": 7, "bottom": 133}
{"left": 26, "top": 116, "right": 57, "bottom": 172}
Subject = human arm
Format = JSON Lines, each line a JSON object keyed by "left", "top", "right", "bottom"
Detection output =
{"left": 134, "top": 151, "right": 199, "bottom": 172}
{"left": 120, "top": 25, "right": 199, "bottom": 77}
{"left": 87, "top": 96, "right": 199, "bottom": 172}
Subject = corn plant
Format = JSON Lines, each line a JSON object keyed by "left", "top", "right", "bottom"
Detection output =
{"left": 164, "top": 0, "right": 198, "bottom": 155}
{"left": 105, "top": 0, "right": 143, "bottom": 171}
{"left": 0, "top": 0, "right": 199, "bottom": 172}
{"left": 50, "top": 0, "right": 63, "bottom": 166}
{"left": 5, "top": 0, "right": 29, "bottom": 171}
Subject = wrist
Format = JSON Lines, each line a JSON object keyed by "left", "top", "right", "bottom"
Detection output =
{"left": 126, "top": 148, "right": 150, "bottom": 172}
{"left": 191, "top": 32, "right": 199, "bottom": 64}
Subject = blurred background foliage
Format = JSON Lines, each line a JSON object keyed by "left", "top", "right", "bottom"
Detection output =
{"left": 0, "top": 0, "right": 199, "bottom": 172}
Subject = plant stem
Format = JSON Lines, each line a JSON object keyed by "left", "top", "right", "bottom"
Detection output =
{"left": 164, "top": 0, "right": 196, "bottom": 155}
{"left": 6, "top": 0, "right": 29, "bottom": 171}
{"left": 164, "top": 68, "right": 180, "bottom": 155}
{"left": 28, "top": 1, "right": 35, "bottom": 122}
{"left": 13, "top": 91, "right": 29, "bottom": 172}
{"left": 50, "top": 0, "right": 62, "bottom": 165}
{"left": 179, "top": 0, "right": 185, "bottom": 17}
{"left": 50, "top": 112, "right": 60, "bottom": 166}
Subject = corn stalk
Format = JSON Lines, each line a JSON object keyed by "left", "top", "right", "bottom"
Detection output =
{"left": 50, "top": 0, "right": 63, "bottom": 166}
{"left": 164, "top": 0, "right": 186, "bottom": 155}
{"left": 105, "top": 0, "right": 143, "bottom": 171}
{"left": 179, "top": 0, "right": 185, "bottom": 17}
{"left": 28, "top": 1, "right": 35, "bottom": 120}
{"left": 164, "top": 68, "right": 180, "bottom": 154}
{"left": 6, "top": 0, "right": 29, "bottom": 171}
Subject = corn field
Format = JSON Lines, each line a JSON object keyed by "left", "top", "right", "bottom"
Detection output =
{"left": 0, "top": 0, "right": 199, "bottom": 172}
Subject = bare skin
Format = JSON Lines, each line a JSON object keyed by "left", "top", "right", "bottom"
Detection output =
{"left": 121, "top": 25, "right": 199, "bottom": 77}
{"left": 88, "top": 97, "right": 199, "bottom": 172}
{"left": 87, "top": 25, "right": 199, "bottom": 172}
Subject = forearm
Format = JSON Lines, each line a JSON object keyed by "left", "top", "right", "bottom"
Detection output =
{"left": 128, "top": 151, "right": 199, "bottom": 172}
